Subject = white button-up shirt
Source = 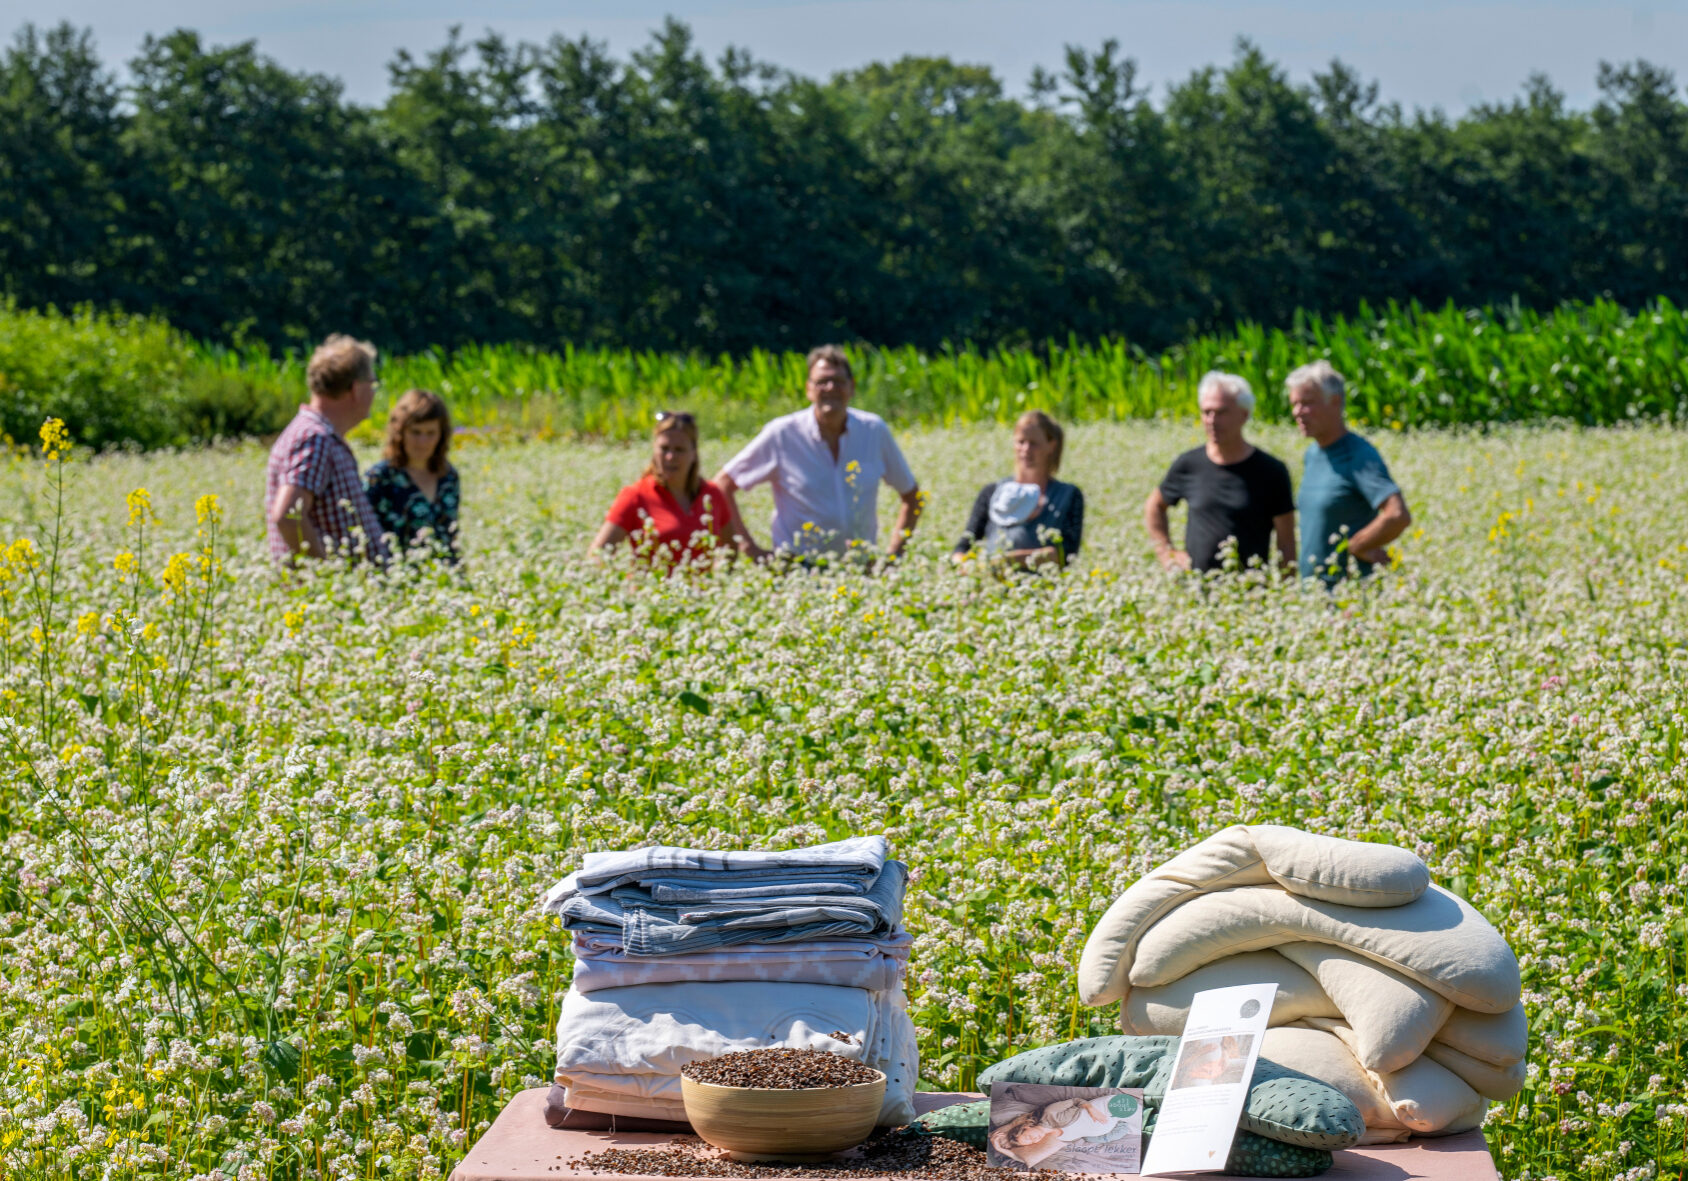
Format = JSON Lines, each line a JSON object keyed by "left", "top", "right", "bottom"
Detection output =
{"left": 721, "top": 407, "right": 917, "bottom": 554}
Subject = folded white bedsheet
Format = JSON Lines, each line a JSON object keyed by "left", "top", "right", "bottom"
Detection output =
{"left": 569, "top": 934, "right": 911, "bottom": 993}
{"left": 552, "top": 979, "right": 918, "bottom": 1125}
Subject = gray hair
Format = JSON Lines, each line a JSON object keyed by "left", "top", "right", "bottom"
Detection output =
{"left": 1197, "top": 370, "right": 1255, "bottom": 413}
{"left": 1286, "top": 359, "right": 1346, "bottom": 402}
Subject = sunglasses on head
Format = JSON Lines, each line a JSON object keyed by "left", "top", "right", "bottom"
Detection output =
{"left": 654, "top": 410, "right": 695, "bottom": 426}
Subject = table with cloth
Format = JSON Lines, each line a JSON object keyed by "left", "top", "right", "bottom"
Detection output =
{"left": 448, "top": 1088, "right": 1501, "bottom": 1180}
{"left": 492, "top": 826, "right": 1514, "bottom": 1180}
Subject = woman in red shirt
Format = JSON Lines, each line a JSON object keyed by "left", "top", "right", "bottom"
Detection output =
{"left": 590, "top": 412, "right": 732, "bottom": 570}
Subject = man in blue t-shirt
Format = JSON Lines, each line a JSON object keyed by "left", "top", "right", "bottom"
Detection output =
{"left": 1288, "top": 361, "right": 1412, "bottom": 583}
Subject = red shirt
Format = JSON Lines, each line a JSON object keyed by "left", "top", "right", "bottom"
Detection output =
{"left": 606, "top": 477, "right": 731, "bottom": 568}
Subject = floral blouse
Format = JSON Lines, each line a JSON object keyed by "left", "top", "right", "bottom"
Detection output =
{"left": 364, "top": 459, "right": 460, "bottom": 561}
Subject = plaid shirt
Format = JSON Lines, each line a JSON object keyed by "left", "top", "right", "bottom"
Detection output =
{"left": 265, "top": 406, "right": 389, "bottom": 562}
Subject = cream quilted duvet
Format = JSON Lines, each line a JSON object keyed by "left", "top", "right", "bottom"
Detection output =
{"left": 1078, "top": 825, "right": 1527, "bottom": 1143}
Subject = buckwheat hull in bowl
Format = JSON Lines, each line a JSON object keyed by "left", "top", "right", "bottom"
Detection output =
{"left": 680, "top": 1049, "right": 887, "bottom": 1161}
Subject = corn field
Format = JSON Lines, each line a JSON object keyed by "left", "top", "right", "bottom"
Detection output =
{"left": 194, "top": 296, "right": 1688, "bottom": 438}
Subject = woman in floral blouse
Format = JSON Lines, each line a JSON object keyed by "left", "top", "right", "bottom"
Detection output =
{"left": 365, "top": 389, "right": 460, "bottom": 562}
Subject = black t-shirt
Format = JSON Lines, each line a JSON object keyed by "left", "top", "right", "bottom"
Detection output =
{"left": 1158, "top": 446, "right": 1294, "bottom": 572}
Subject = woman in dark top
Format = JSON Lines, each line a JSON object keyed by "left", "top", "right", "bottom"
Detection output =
{"left": 365, "top": 388, "right": 460, "bottom": 562}
{"left": 954, "top": 410, "right": 1085, "bottom": 568}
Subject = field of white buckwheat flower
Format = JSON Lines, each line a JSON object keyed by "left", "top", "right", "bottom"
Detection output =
{"left": 0, "top": 416, "right": 1683, "bottom": 1181}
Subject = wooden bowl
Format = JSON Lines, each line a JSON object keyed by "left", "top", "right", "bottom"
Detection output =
{"left": 680, "top": 1069, "right": 886, "bottom": 1162}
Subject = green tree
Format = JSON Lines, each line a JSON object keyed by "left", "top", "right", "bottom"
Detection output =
{"left": 0, "top": 23, "right": 124, "bottom": 311}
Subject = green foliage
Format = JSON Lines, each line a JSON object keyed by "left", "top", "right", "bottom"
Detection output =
{"left": 0, "top": 301, "right": 295, "bottom": 450}
{"left": 4, "top": 296, "right": 1686, "bottom": 450}
{"left": 4, "top": 22, "right": 1688, "bottom": 355}
{"left": 0, "top": 423, "right": 1685, "bottom": 1180}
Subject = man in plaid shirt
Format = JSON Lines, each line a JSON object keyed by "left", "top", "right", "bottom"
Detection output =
{"left": 265, "top": 335, "right": 391, "bottom": 563}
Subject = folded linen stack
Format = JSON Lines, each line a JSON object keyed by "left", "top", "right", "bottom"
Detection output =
{"left": 541, "top": 835, "right": 919, "bottom": 1126}
{"left": 1078, "top": 825, "right": 1527, "bottom": 1144}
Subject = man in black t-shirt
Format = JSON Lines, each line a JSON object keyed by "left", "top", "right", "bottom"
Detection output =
{"left": 1144, "top": 371, "right": 1296, "bottom": 573}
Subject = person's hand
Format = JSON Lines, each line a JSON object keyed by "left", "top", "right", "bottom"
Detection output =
{"left": 1351, "top": 544, "right": 1389, "bottom": 566}
{"left": 737, "top": 537, "right": 771, "bottom": 563}
{"left": 1158, "top": 548, "right": 1191, "bottom": 571}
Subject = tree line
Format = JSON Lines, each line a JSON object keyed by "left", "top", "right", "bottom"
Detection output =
{"left": 4, "top": 19, "right": 1687, "bottom": 357}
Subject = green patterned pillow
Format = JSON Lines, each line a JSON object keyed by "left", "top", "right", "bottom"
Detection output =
{"left": 1211, "top": 1131, "right": 1333, "bottom": 1178}
{"left": 1239, "top": 1057, "right": 1366, "bottom": 1149}
{"left": 911, "top": 1100, "right": 990, "bottom": 1149}
{"left": 976, "top": 1036, "right": 1363, "bottom": 1151}
{"left": 976, "top": 1035, "right": 1178, "bottom": 1090}
{"left": 910, "top": 1103, "right": 1331, "bottom": 1178}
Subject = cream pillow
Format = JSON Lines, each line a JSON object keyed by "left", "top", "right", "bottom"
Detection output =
{"left": 1423, "top": 1041, "right": 1526, "bottom": 1100}
{"left": 1077, "top": 825, "right": 1429, "bottom": 1006}
{"left": 1300, "top": 1019, "right": 1490, "bottom": 1136}
{"left": 1434, "top": 1002, "right": 1528, "bottom": 1067}
{"left": 1249, "top": 825, "right": 1429, "bottom": 907}
{"left": 1128, "top": 884, "right": 1520, "bottom": 1014}
{"left": 1122, "top": 950, "right": 1339, "bottom": 1034}
{"left": 1259, "top": 1026, "right": 1408, "bottom": 1144}
{"left": 1370, "top": 1053, "right": 1490, "bottom": 1135}
{"left": 1277, "top": 944, "right": 1453, "bottom": 1072}
{"left": 1078, "top": 826, "right": 1275, "bottom": 1006}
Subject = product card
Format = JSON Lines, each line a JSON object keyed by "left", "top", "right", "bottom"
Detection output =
{"left": 1139, "top": 982, "right": 1277, "bottom": 1177}
{"left": 986, "top": 1083, "right": 1145, "bottom": 1174}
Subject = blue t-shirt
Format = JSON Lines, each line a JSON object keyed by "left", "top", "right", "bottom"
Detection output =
{"left": 1297, "top": 432, "right": 1401, "bottom": 582}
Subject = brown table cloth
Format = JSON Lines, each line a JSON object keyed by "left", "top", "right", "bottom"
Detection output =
{"left": 450, "top": 1088, "right": 1500, "bottom": 1181}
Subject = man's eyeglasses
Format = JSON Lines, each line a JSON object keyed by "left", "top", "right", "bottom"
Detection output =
{"left": 655, "top": 410, "right": 695, "bottom": 426}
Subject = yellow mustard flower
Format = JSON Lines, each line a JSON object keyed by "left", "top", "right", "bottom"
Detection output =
{"left": 39, "top": 417, "right": 71, "bottom": 461}
{"left": 6, "top": 537, "right": 39, "bottom": 572}
{"left": 161, "top": 552, "right": 194, "bottom": 596}
{"left": 127, "top": 488, "right": 159, "bottom": 528}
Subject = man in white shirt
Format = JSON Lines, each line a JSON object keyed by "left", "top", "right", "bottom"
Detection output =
{"left": 715, "top": 345, "right": 923, "bottom": 561}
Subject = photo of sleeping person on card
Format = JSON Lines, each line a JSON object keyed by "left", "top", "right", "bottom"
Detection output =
{"left": 986, "top": 1083, "right": 1144, "bottom": 1173}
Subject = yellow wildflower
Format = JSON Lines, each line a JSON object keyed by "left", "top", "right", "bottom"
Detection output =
{"left": 194, "top": 493, "right": 222, "bottom": 526}
{"left": 283, "top": 607, "right": 306, "bottom": 635}
{"left": 114, "top": 551, "right": 140, "bottom": 579}
{"left": 7, "top": 537, "right": 39, "bottom": 571}
{"left": 77, "top": 611, "right": 101, "bottom": 637}
{"left": 127, "top": 488, "right": 159, "bottom": 527}
{"left": 39, "top": 417, "right": 71, "bottom": 461}
{"left": 161, "top": 552, "right": 193, "bottom": 596}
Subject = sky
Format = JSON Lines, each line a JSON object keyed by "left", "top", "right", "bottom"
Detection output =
{"left": 14, "top": 0, "right": 1688, "bottom": 113}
